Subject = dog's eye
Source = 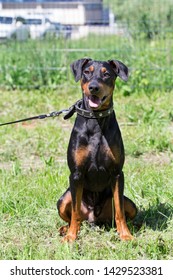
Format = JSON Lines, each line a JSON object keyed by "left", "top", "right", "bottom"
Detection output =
{"left": 103, "top": 72, "right": 110, "bottom": 77}
{"left": 84, "top": 70, "right": 90, "bottom": 75}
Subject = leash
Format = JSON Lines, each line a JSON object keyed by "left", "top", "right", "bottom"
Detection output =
{"left": 0, "top": 100, "right": 114, "bottom": 127}
{"left": 0, "top": 106, "right": 72, "bottom": 127}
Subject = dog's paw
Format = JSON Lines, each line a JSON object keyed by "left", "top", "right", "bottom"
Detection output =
{"left": 58, "top": 225, "right": 69, "bottom": 236}
{"left": 120, "top": 233, "right": 135, "bottom": 241}
{"left": 62, "top": 233, "right": 77, "bottom": 243}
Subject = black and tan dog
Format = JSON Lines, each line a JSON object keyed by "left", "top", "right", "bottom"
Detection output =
{"left": 57, "top": 58, "right": 137, "bottom": 242}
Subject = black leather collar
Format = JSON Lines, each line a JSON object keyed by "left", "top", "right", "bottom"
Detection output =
{"left": 76, "top": 100, "right": 114, "bottom": 118}
{"left": 64, "top": 99, "right": 114, "bottom": 120}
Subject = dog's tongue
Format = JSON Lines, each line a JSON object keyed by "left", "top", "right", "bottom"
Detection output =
{"left": 88, "top": 95, "right": 100, "bottom": 108}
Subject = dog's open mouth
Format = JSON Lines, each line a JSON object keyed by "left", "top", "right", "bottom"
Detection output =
{"left": 88, "top": 95, "right": 107, "bottom": 109}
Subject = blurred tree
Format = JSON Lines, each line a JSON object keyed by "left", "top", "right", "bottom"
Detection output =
{"left": 104, "top": 0, "right": 173, "bottom": 39}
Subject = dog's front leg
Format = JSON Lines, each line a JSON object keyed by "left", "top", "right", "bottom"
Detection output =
{"left": 63, "top": 172, "right": 83, "bottom": 242}
{"left": 112, "top": 172, "right": 134, "bottom": 240}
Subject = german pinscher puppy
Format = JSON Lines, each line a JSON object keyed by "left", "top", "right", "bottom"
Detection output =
{"left": 57, "top": 58, "right": 137, "bottom": 242}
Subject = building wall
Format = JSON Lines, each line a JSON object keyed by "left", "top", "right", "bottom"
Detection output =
{"left": 0, "top": 0, "right": 104, "bottom": 25}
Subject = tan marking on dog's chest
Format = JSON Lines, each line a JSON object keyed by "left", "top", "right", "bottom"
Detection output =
{"left": 104, "top": 145, "right": 121, "bottom": 164}
{"left": 74, "top": 146, "right": 91, "bottom": 166}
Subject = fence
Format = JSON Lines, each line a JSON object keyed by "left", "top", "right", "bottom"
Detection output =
{"left": 0, "top": 0, "right": 173, "bottom": 92}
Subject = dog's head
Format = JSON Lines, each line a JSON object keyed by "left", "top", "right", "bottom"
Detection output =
{"left": 71, "top": 58, "right": 128, "bottom": 110}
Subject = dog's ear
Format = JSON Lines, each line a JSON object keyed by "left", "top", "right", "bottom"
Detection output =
{"left": 108, "top": 60, "right": 129, "bottom": 82}
{"left": 70, "top": 58, "right": 92, "bottom": 82}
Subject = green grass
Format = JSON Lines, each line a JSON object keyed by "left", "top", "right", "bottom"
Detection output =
{"left": 0, "top": 35, "right": 173, "bottom": 92}
{"left": 0, "top": 87, "right": 173, "bottom": 260}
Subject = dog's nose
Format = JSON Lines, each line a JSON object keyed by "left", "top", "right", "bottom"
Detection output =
{"left": 89, "top": 82, "right": 100, "bottom": 93}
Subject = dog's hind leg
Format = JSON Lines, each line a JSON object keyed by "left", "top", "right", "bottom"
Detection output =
{"left": 124, "top": 195, "right": 137, "bottom": 220}
{"left": 57, "top": 189, "right": 71, "bottom": 236}
{"left": 57, "top": 188, "right": 89, "bottom": 238}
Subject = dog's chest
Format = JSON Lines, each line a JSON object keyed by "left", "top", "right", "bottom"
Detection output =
{"left": 78, "top": 133, "right": 119, "bottom": 191}
{"left": 89, "top": 134, "right": 115, "bottom": 164}
{"left": 74, "top": 128, "right": 120, "bottom": 169}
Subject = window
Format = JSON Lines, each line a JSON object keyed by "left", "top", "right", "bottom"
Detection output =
{"left": 0, "top": 16, "right": 13, "bottom": 24}
{"left": 25, "top": 18, "right": 42, "bottom": 25}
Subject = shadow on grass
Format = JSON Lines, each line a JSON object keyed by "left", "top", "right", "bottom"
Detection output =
{"left": 133, "top": 202, "right": 173, "bottom": 232}
{"left": 57, "top": 202, "right": 173, "bottom": 239}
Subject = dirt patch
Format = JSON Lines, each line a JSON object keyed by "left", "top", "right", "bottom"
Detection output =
{"left": 0, "top": 156, "right": 66, "bottom": 171}
{"left": 141, "top": 152, "right": 173, "bottom": 165}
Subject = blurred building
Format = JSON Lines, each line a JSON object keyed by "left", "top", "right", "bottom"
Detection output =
{"left": 0, "top": 0, "right": 109, "bottom": 25}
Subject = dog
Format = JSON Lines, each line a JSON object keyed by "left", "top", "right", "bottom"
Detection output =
{"left": 57, "top": 58, "right": 137, "bottom": 242}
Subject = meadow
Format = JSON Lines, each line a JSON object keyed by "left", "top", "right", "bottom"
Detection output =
{"left": 0, "top": 33, "right": 173, "bottom": 259}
